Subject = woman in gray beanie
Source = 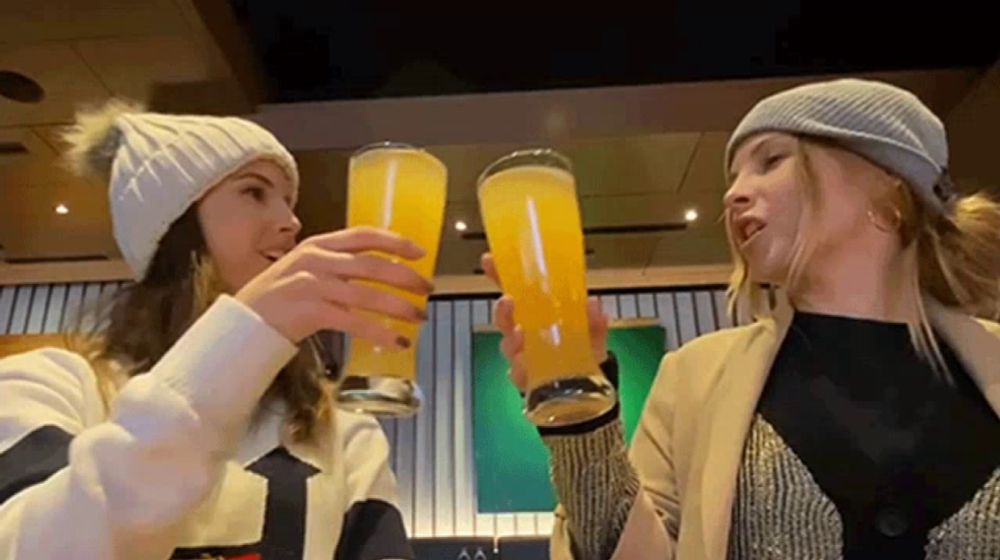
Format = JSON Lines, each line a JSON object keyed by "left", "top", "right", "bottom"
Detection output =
{"left": 0, "top": 102, "right": 425, "bottom": 558}
{"left": 487, "top": 79, "right": 1000, "bottom": 559}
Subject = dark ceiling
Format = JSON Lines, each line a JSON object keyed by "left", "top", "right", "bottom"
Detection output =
{"left": 231, "top": 0, "right": 999, "bottom": 103}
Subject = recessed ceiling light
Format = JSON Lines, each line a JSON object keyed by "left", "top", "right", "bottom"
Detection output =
{"left": 684, "top": 208, "right": 699, "bottom": 223}
{"left": 454, "top": 220, "right": 468, "bottom": 232}
{"left": 55, "top": 203, "right": 69, "bottom": 215}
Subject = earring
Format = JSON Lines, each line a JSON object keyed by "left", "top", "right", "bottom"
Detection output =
{"left": 867, "top": 205, "right": 902, "bottom": 233}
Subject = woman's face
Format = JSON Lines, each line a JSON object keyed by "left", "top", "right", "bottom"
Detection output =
{"left": 196, "top": 158, "right": 301, "bottom": 292}
{"left": 725, "top": 132, "right": 805, "bottom": 284}
{"left": 725, "top": 132, "right": 889, "bottom": 285}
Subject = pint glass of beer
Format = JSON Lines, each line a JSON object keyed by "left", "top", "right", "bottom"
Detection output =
{"left": 477, "top": 149, "right": 615, "bottom": 427}
{"left": 337, "top": 142, "right": 447, "bottom": 416}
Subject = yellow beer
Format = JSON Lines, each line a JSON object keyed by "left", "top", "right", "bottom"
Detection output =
{"left": 340, "top": 143, "right": 446, "bottom": 415}
{"left": 478, "top": 149, "right": 614, "bottom": 426}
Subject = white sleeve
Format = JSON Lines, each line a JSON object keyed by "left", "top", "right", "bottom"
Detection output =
{"left": 0, "top": 295, "right": 298, "bottom": 560}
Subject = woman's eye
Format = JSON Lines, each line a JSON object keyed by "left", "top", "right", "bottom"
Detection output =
{"left": 243, "top": 186, "right": 266, "bottom": 202}
{"left": 762, "top": 154, "right": 786, "bottom": 171}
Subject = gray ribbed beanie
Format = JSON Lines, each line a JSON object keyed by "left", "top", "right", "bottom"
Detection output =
{"left": 726, "top": 78, "right": 957, "bottom": 215}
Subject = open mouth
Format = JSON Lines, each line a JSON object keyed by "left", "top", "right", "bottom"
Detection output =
{"left": 736, "top": 217, "right": 766, "bottom": 248}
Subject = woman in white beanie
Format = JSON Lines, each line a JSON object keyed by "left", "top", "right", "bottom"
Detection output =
{"left": 0, "top": 101, "right": 426, "bottom": 559}
{"left": 486, "top": 79, "right": 1000, "bottom": 559}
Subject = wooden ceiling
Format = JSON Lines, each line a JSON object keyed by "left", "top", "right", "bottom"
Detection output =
{"left": 291, "top": 131, "right": 730, "bottom": 275}
{"left": 0, "top": 1, "right": 997, "bottom": 287}
{"left": 0, "top": 0, "right": 241, "bottom": 266}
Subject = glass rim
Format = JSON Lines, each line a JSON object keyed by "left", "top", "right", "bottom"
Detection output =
{"left": 351, "top": 141, "right": 423, "bottom": 159}
{"left": 477, "top": 148, "right": 573, "bottom": 187}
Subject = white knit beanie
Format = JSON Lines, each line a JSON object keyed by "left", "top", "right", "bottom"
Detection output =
{"left": 726, "top": 79, "right": 957, "bottom": 215}
{"left": 64, "top": 100, "right": 299, "bottom": 280}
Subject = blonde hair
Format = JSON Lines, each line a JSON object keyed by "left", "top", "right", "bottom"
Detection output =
{"left": 726, "top": 137, "right": 1000, "bottom": 376}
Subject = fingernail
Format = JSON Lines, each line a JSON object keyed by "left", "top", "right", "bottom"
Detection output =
{"left": 396, "top": 336, "right": 412, "bottom": 349}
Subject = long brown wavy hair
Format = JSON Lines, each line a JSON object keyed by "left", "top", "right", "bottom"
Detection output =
{"left": 78, "top": 207, "right": 335, "bottom": 443}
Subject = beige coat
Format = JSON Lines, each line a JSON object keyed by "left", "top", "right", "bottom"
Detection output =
{"left": 551, "top": 300, "right": 1000, "bottom": 559}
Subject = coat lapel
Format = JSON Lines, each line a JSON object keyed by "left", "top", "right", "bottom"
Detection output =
{"left": 690, "top": 301, "right": 793, "bottom": 559}
{"left": 685, "top": 299, "right": 1000, "bottom": 559}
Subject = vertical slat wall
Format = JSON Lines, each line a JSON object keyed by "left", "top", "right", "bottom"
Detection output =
{"left": 0, "top": 282, "right": 730, "bottom": 538}
{"left": 380, "top": 287, "right": 730, "bottom": 538}
{"left": 0, "top": 281, "right": 127, "bottom": 335}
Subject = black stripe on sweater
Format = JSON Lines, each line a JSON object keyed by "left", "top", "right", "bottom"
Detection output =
{"left": 0, "top": 425, "right": 72, "bottom": 507}
{"left": 334, "top": 499, "right": 414, "bottom": 560}
{"left": 172, "top": 447, "right": 319, "bottom": 560}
